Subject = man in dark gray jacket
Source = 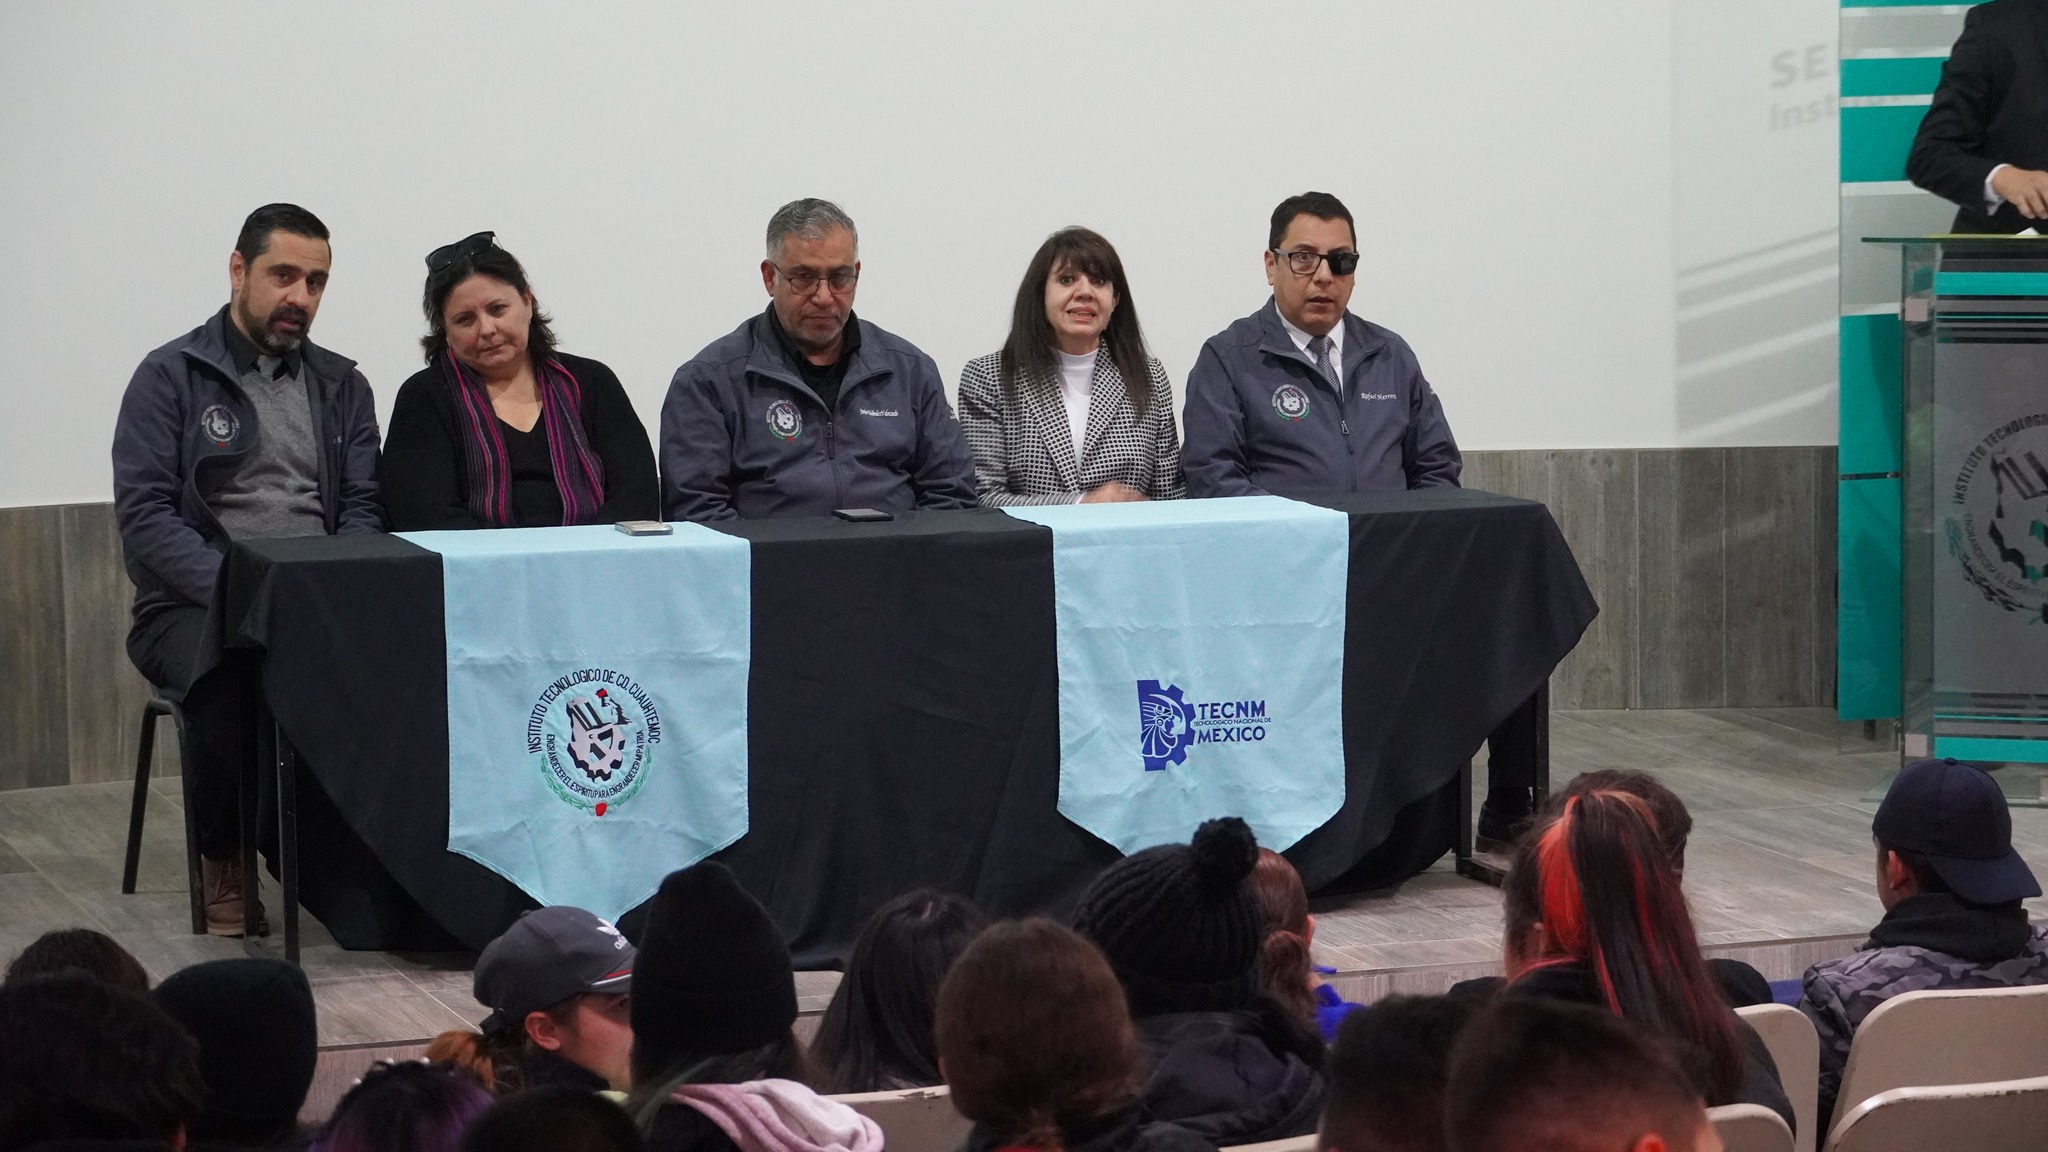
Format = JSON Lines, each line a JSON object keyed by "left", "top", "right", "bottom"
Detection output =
{"left": 112, "top": 203, "right": 382, "bottom": 935}
{"left": 1181, "top": 191, "right": 1462, "bottom": 499}
{"left": 660, "top": 199, "right": 976, "bottom": 521}
{"left": 1184, "top": 193, "right": 1536, "bottom": 841}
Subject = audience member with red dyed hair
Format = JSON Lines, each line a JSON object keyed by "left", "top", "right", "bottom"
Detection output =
{"left": 1555, "top": 771, "right": 1771, "bottom": 1009}
{"left": 1247, "top": 849, "right": 1362, "bottom": 1042}
{"left": 1445, "top": 997, "right": 1724, "bottom": 1152}
{"left": 1477, "top": 789, "right": 1793, "bottom": 1130}
{"left": 937, "top": 918, "right": 1214, "bottom": 1152}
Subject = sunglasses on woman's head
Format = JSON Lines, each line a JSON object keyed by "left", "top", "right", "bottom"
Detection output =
{"left": 426, "top": 231, "right": 496, "bottom": 271}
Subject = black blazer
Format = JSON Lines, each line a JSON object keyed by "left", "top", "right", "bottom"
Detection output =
{"left": 379, "top": 351, "right": 658, "bottom": 530}
{"left": 1908, "top": 0, "right": 2048, "bottom": 233}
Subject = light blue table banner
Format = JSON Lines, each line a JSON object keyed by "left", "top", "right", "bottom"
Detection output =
{"left": 403, "top": 524, "right": 751, "bottom": 920}
{"left": 1003, "top": 496, "right": 1348, "bottom": 854}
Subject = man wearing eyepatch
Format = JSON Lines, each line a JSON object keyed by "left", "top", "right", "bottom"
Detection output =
{"left": 1181, "top": 191, "right": 1462, "bottom": 499}
{"left": 660, "top": 198, "right": 977, "bottom": 521}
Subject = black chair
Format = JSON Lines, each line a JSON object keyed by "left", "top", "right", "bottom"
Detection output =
{"left": 120, "top": 690, "right": 206, "bottom": 935}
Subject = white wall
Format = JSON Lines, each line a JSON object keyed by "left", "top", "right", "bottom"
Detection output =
{"left": 0, "top": 0, "right": 1681, "bottom": 508}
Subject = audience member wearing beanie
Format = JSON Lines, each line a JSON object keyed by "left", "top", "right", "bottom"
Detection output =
{"left": 460, "top": 1087, "right": 646, "bottom": 1152}
{"left": 938, "top": 918, "right": 1216, "bottom": 1152}
{"left": 1071, "top": 818, "right": 1325, "bottom": 1145}
{"left": 309, "top": 1062, "right": 493, "bottom": 1152}
{"left": 153, "top": 959, "right": 318, "bottom": 1151}
{"left": 811, "top": 888, "right": 988, "bottom": 1093}
{"left": 4, "top": 928, "right": 152, "bottom": 995}
{"left": 626, "top": 863, "right": 882, "bottom": 1152}
{"left": 0, "top": 971, "right": 204, "bottom": 1152}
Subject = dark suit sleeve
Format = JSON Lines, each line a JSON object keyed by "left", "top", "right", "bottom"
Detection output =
{"left": 1181, "top": 341, "right": 1261, "bottom": 498}
{"left": 336, "top": 368, "right": 386, "bottom": 533}
{"left": 660, "top": 360, "right": 740, "bottom": 522}
{"left": 378, "top": 370, "right": 483, "bottom": 531}
{"left": 576, "top": 360, "right": 660, "bottom": 523}
{"left": 908, "top": 353, "right": 979, "bottom": 510}
{"left": 111, "top": 357, "right": 221, "bottom": 607}
{"left": 1906, "top": 4, "right": 2012, "bottom": 211}
{"left": 1404, "top": 369, "right": 1462, "bottom": 490}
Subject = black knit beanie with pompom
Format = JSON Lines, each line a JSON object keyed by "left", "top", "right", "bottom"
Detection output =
{"left": 1069, "top": 816, "right": 1262, "bottom": 1018}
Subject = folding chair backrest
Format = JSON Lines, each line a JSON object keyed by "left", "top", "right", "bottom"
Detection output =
{"left": 1736, "top": 1003, "right": 1820, "bottom": 1152}
{"left": 1825, "top": 1073, "right": 2048, "bottom": 1152}
{"left": 1706, "top": 1103, "right": 1793, "bottom": 1152}
{"left": 1831, "top": 982, "right": 2048, "bottom": 1139}
{"left": 826, "top": 1085, "right": 972, "bottom": 1152}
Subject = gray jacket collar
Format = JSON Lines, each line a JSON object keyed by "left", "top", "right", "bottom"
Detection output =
{"left": 1253, "top": 298, "right": 1386, "bottom": 390}
{"left": 744, "top": 312, "right": 890, "bottom": 409}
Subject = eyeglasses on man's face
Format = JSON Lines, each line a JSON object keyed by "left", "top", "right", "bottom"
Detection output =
{"left": 1272, "top": 248, "right": 1360, "bottom": 278}
{"left": 772, "top": 263, "right": 859, "bottom": 295}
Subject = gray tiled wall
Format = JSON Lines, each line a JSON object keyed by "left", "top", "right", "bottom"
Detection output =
{"left": 0, "top": 454, "right": 1837, "bottom": 792}
{"left": 1465, "top": 446, "right": 1838, "bottom": 711}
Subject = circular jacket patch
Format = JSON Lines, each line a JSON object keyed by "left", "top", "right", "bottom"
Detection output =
{"left": 1271, "top": 384, "right": 1311, "bottom": 421}
{"left": 765, "top": 399, "right": 803, "bottom": 441}
{"left": 199, "top": 404, "right": 240, "bottom": 446}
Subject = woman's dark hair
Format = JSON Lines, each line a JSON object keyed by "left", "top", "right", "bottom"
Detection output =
{"left": 1000, "top": 227, "right": 1152, "bottom": 416}
{"left": 421, "top": 237, "right": 558, "bottom": 365}
{"left": 625, "top": 1033, "right": 811, "bottom": 1127}
{"left": 1560, "top": 770, "right": 1693, "bottom": 874}
{"left": 0, "top": 972, "right": 204, "bottom": 1149}
{"left": 936, "top": 919, "right": 1139, "bottom": 1152}
{"left": 811, "top": 889, "right": 989, "bottom": 1093}
{"left": 460, "top": 1086, "right": 645, "bottom": 1152}
{"left": 1502, "top": 790, "right": 1743, "bottom": 1105}
{"left": 5, "top": 927, "right": 152, "bottom": 994}
{"left": 1247, "top": 850, "right": 1317, "bottom": 1037}
{"left": 311, "top": 1061, "right": 494, "bottom": 1152}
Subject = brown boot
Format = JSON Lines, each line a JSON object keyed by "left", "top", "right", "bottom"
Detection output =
{"left": 200, "top": 855, "right": 267, "bottom": 937}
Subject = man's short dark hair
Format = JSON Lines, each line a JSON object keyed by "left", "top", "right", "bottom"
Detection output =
{"left": 1445, "top": 998, "right": 1705, "bottom": 1152}
{"left": 1269, "top": 192, "right": 1356, "bottom": 250}
{"left": 0, "top": 972, "right": 204, "bottom": 1148}
{"left": 1321, "top": 993, "right": 1483, "bottom": 1152}
{"left": 1878, "top": 840, "right": 1952, "bottom": 896}
{"left": 235, "top": 203, "right": 330, "bottom": 264}
{"left": 459, "top": 1086, "right": 646, "bottom": 1152}
{"left": 4, "top": 927, "right": 151, "bottom": 994}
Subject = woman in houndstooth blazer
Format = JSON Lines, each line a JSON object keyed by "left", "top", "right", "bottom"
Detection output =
{"left": 957, "top": 227, "right": 1184, "bottom": 506}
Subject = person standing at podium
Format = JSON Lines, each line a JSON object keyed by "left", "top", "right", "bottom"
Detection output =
{"left": 1907, "top": 0, "right": 2048, "bottom": 233}
{"left": 1182, "top": 193, "right": 1532, "bottom": 845}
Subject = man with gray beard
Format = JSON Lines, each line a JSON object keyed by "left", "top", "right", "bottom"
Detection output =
{"left": 112, "top": 203, "right": 383, "bottom": 935}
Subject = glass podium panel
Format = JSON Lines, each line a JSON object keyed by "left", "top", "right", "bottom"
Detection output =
{"left": 1871, "top": 238, "right": 2048, "bottom": 765}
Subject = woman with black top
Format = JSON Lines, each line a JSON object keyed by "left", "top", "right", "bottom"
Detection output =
{"left": 380, "top": 232, "right": 657, "bottom": 530}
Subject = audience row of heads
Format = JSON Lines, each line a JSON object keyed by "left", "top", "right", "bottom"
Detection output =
{"left": 4, "top": 757, "right": 2030, "bottom": 1152}
{"left": 225, "top": 191, "right": 1367, "bottom": 386}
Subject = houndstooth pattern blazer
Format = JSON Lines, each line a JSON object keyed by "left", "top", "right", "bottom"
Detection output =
{"left": 955, "top": 350, "right": 1185, "bottom": 506}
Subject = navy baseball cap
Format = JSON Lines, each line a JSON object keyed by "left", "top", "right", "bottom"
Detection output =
{"left": 1873, "top": 758, "right": 2041, "bottom": 906}
{"left": 474, "top": 906, "right": 634, "bottom": 1032}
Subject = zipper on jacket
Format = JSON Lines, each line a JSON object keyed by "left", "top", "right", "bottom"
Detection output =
{"left": 824, "top": 420, "right": 836, "bottom": 459}
{"left": 1339, "top": 419, "right": 1350, "bottom": 436}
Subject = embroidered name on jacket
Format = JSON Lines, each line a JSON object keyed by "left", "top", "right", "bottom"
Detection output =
{"left": 1360, "top": 392, "right": 1397, "bottom": 401}
{"left": 858, "top": 407, "right": 900, "bottom": 417}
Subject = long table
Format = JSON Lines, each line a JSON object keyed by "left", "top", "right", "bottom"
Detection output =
{"left": 216, "top": 489, "right": 1595, "bottom": 965}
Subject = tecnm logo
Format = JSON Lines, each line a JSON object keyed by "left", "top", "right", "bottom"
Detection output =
{"left": 1135, "top": 679, "right": 1275, "bottom": 771}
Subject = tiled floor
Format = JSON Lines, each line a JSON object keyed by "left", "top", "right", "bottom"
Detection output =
{"left": 5, "top": 707, "right": 2038, "bottom": 1050}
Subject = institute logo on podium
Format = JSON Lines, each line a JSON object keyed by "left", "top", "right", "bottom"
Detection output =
{"left": 1135, "top": 679, "right": 1276, "bottom": 772}
{"left": 1948, "top": 413, "right": 2048, "bottom": 623}
{"left": 526, "top": 668, "right": 664, "bottom": 816}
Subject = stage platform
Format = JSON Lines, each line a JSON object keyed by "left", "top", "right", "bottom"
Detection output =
{"left": 6, "top": 707, "right": 2044, "bottom": 1119}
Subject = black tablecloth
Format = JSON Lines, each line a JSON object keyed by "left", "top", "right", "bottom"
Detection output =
{"left": 220, "top": 488, "right": 1595, "bottom": 965}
